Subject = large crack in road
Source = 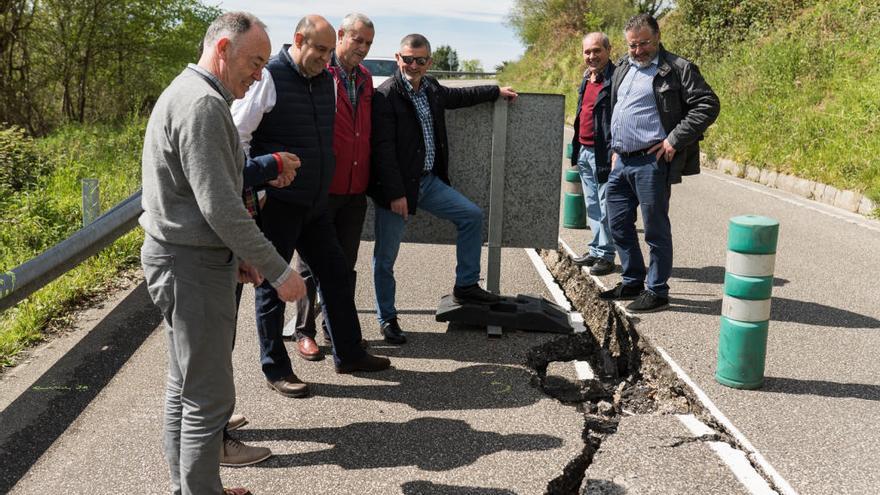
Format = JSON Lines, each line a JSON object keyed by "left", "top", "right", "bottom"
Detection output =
{"left": 527, "top": 248, "right": 781, "bottom": 494}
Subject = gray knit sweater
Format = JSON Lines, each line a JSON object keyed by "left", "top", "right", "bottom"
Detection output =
{"left": 139, "top": 64, "right": 291, "bottom": 286}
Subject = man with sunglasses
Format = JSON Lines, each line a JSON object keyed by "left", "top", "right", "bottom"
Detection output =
{"left": 369, "top": 33, "right": 517, "bottom": 344}
{"left": 231, "top": 14, "right": 391, "bottom": 397}
{"left": 600, "top": 13, "right": 719, "bottom": 313}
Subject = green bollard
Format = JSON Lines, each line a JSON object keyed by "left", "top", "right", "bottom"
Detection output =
{"left": 565, "top": 143, "right": 573, "bottom": 159}
{"left": 562, "top": 168, "right": 586, "bottom": 229}
{"left": 715, "top": 215, "right": 779, "bottom": 389}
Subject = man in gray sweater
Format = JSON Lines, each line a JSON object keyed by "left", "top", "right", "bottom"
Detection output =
{"left": 139, "top": 12, "right": 305, "bottom": 495}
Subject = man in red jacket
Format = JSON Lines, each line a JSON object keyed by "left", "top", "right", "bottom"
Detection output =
{"left": 286, "top": 13, "right": 375, "bottom": 360}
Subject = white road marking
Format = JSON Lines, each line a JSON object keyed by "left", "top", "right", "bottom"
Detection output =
{"left": 676, "top": 414, "right": 777, "bottom": 495}
{"left": 528, "top": 238, "right": 797, "bottom": 495}
{"left": 658, "top": 347, "right": 797, "bottom": 495}
{"left": 704, "top": 170, "right": 880, "bottom": 235}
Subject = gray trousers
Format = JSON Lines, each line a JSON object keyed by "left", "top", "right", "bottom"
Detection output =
{"left": 142, "top": 235, "right": 237, "bottom": 495}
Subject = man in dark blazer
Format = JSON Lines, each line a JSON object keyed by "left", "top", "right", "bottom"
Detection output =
{"left": 369, "top": 33, "right": 517, "bottom": 344}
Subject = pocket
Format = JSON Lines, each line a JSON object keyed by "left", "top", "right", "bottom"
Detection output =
{"left": 141, "top": 252, "right": 175, "bottom": 319}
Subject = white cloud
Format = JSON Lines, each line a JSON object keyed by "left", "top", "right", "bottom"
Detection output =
{"left": 217, "top": 0, "right": 513, "bottom": 24}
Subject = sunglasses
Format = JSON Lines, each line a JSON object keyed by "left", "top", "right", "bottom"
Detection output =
{"left": 399, "top": 55, "right": 430, "bottom": 66}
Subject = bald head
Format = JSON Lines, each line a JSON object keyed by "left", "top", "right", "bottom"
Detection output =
{"left": 292, "top": 14, "right": 335, "bottom": 77}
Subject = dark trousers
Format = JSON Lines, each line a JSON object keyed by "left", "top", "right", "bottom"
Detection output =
{"left": 292, "top": 193, "right": 367, "bottom": 340}
{"left": 606, "top": 154, "right": 673, "bottom": 297}
{"left": 254, "top": 197, "right": 366, "bottom": 379}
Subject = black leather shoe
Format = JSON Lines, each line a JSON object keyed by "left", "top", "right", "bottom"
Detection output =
{"left": 598, "top": 282, "right": 644, "bottom": 301}
{"left": 589, "top": 259, "right": 615, "bottom": 276}
{"left": 381, "top": 319, "right": 407, "bottom": 344}
{"left": 335, "top": 352, "right": 392, "bottom": 374}
{"left": 572, "top": 254, "right": 599, "bottom": 267}
{"left": 626, "top": 290, "right": 670, "bottom": 313}
{"left": 452, "top": 284, "right": 501, "bottom": 305}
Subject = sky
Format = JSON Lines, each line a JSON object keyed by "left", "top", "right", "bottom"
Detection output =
{"left": 215, "top": 0, "right": 525, "bottom": 70}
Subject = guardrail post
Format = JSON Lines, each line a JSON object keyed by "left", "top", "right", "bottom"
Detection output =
{"left": 715, "top": 215, "right": 779, "bottom": 389}
{"left": 82, "top": 178, "right": 100, "bottom": 226}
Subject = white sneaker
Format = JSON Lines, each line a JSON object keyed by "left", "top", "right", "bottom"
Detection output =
{"left": 220, "top": 436, "right": 271, "bottom": 467}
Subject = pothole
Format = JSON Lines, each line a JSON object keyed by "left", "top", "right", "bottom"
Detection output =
{"left": 528, "top": 248, "right": 771, "bottom": 495}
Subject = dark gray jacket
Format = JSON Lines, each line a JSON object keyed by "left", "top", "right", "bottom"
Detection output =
{"left": 611, "top": 45, "right": 720, "bottom": 183}
{"left": 571, "top": 61, "right": 616, "bottom": 183}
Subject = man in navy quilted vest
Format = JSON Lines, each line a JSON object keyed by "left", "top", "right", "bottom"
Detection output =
{"left": 284, "top": 13, "right": 377, "bottom": 362}
{"left": 231, "top": 14, "right": 390, "bottom": 398}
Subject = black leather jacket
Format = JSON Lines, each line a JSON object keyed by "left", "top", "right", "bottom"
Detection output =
{"left": 369, "top": 71, "right": 499, "bottom": 214}
{"left": 611, "top": 45, "right": 720, "bottom": 183}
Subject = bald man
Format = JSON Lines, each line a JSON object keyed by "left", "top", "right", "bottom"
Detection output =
{"left": 232, "top": 15, "right": 390, "bottom": 396}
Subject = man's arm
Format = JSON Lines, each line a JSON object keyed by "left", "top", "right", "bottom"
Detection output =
{"left": 665, "top": 62, "right": 720, "bottom": 150}
{"left": 243, "top": 152, "right": 299, "bottom": 188}
{"left": 179, "top": 95, "right": 291, "bottom": 287}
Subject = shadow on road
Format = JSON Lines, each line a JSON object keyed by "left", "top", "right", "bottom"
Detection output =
{"left": 311, "top": 364, "right": 539, "bottom": 411}
{"left": 0, "top": 282, "right": 160, "bottom": 494}
{"left": 401, "top": 480, "right": 517, "bottom": 494}
{"left": 761, "top": 376, "right": 880, "bottom": 401}
{"left": 672, "top": 266, "right": 789, "bottom": 287}
{"left": 669, "top": 296, "right": 880, "bottom": 329}
{"left": 241, "top": 417, "right": 562, "bottom": 471}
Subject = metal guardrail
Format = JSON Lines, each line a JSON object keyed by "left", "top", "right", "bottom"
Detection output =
{"left": 428, "top": 70, "right": 497, "bottom": 78}
{"left": 0, "top": 191, "right": 143, "bottom": 313}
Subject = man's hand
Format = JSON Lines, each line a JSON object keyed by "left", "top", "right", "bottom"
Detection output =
{"left": 649, "top": 139, "right": 676, "bottom": 163}
{"left": 267, "top": 152, "right": 301, "bottom": 188}
{"left": 275, "top": 271, "right": 307, "bottom": 302}
{"left": 237, "top": 260, "right": 264, "bottom": 286}
{"left": 611, "top": 152, "right": 618, "bottom": 170}
{"left": 390, "top": 197, "right": 408, "bottom": 220}
{"left": 499, "top": 86, "right": 518, "bottom": 102}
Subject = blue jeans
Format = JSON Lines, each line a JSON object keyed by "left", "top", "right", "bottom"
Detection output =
{"left": 606, "top": 154, "right": 672, "bottom": 297}
{"left": 576, "top": 146, "right": 615, "bottom": 261}
{"left": 373, "top": 173, "right": 483, "bottom": 325}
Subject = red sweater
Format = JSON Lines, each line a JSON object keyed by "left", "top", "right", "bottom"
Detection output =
{"left": 327, "top": 63, "right": 373, "bottom": 195}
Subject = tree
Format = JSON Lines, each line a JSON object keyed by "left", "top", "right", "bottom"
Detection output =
{"left": 432, "top": 45, "right": 459, "bottom": 71}
{"left": 460, "top": 59, "right": 483, "bottom": 73}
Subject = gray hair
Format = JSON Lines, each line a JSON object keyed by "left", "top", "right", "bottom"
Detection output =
{"left": 399, "top": 33, "right": 431, "bottom": 55}
{"left": 624, "top": 13, "right": 660, "bottom": 35}
{"left": 340, "top": 12, "right": 374, "bottom": 33}
{"left": 583, "top": 32, "right": 611, "bottom": 50}
{"left": 203, "top": 11, "right": 265, "bottom": 48}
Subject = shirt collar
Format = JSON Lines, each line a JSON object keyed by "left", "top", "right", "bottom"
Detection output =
{"left": 400, "top": 71, "right": 429, "bottom": 95}
{"left": 331, "top": 52, "right": 360, "bottom": 80}
{"left": 628, "top": 54, "right": 660, "bottom": 69}
{"left": 187, "top": 63, "right": 234, "bottom": 105}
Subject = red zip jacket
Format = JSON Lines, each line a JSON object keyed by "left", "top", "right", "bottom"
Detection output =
{"left": 327, "top": 62, "right": 373, "bottom": 195}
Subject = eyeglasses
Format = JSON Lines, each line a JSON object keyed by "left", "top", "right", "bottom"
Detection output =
{"left": 627, "top": 39, "right": 656, "bottom": 50}
{"left": 399, "top": 54, "right": 429, "bottom": 66}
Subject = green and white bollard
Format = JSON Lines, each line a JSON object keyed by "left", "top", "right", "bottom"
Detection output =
{"left": 562, "top": 168, "right": 586, "bottom": 229}
{"left": 565, "top": 143, "right": 573, "bottom": 160}
{"left": 715, "top": 215, "right": 779, "bottom": 389}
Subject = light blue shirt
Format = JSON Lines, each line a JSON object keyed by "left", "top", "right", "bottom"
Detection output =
{"left": 610, "top": 56, "right": 667, "bottom": 153}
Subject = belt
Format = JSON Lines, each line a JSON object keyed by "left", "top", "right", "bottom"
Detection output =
{"left": 421, "top": 169, "right": 433, "bottom": 177}
{"left": 617, "top": 142, "right": 661, "bottom": 158}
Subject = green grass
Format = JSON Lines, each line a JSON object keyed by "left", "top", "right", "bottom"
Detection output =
{"left": 692, "top": 0, "right": 880, "bottom": 203}
{"left": 0, "top": 120, "right": 145, "bottom": 367}
{"left": 500, "top": 0, "right": 880, "bottom": 206}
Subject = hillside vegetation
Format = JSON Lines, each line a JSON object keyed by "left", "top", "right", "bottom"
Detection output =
{"left": 500, "top": 0, "right": 880, "bottom": 204}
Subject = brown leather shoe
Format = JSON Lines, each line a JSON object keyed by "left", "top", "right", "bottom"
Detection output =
{"left": 335, "top": 352, "right": 391, "bottom": 374}
{"left": 296, "top": 336, "right": 323, "bottom": 361}
{"left": 223, "top": 488, "right": 252, "bottom": 495}
{"left": 266, "top": 373, "right": 309, "bottom": 398}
